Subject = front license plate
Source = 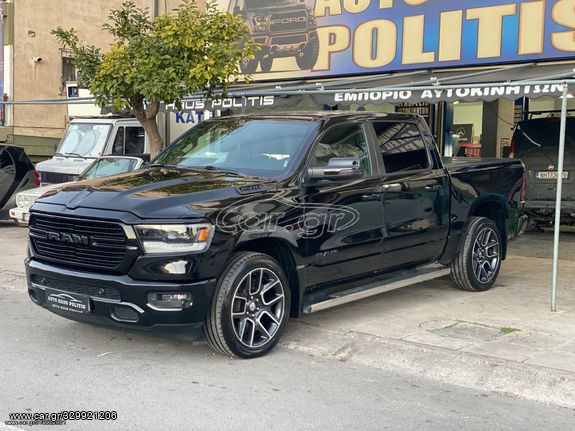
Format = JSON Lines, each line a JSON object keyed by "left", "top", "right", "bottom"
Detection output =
{"left": 45, "top": 288, "right": 91, "bottom": 315}
{"left": 535, "top": 171, "right": 569, "bottom": 180}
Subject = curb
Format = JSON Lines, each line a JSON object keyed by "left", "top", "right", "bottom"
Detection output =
{"left": 280, "top": 321, "right": 575, "bottom": 409}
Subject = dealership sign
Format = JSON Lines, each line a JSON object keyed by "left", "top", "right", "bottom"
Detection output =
{"left": 328, "top": 83, "right": 566, "bottom": 104}
{"left": 223, "top": 0, "right": 575, "bottom": 80}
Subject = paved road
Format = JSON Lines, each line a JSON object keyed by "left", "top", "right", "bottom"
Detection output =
{"left": 1, "top": 270, "right": 575, "bottom": 430}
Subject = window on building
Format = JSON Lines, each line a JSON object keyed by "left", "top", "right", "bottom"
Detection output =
{"left": 312, "top": 124, "right": 371, "bottom": 175}
{"left": 61, "top": 49, "right": 77, "bottom": 84}
{"left": 373, "top": 122, "right": 430, "bottom": 173}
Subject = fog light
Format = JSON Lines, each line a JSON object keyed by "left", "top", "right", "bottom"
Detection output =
{"left": 147, "top": 293, "right": 193, "bottom": 311}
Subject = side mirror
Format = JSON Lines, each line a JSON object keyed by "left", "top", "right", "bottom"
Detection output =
{"left": 233, "top": 5, "right": 241, "bottom": 15}
{"left": 308, "top": 157, "right": 363, "bottom": 182}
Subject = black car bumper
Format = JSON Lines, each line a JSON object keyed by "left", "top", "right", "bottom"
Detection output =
{"left": 26, "top": 259, "right": 216, "bottom": 334}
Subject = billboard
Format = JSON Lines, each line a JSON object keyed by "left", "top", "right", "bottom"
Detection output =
{"left": 218, "top": 0, "right": 575, "bottom": 81}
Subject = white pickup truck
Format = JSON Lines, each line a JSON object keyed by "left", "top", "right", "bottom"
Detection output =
{"left": 35, "top": 117, "right": 148, "bottom": 186}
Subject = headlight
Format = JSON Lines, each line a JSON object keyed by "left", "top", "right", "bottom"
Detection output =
{"left": 16, "top": 194, "right": 37, "bottom": 209}
{"left": 134, "top": 224, "right": 214, "bottom": 254}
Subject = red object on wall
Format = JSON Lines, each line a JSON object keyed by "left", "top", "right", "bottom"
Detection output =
{"left": 460, "top": 143, "right": 482, "bottom": 157}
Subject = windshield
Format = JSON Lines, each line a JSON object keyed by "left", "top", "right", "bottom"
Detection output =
{"left": 57, "top": 123, "right": 112, "bottom": 157}
{"left": 155, "top": 118, "right": 318, "bottom": 178}
{"left": 515, "top": 119, "right": 575, "bottom": 160}
{"left": 80, "top": 158, "right": 140, "bottom": 180}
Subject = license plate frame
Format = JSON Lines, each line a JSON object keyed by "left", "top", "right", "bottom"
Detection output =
{"left": 45, "top": 288, "right": 91, "bottom": 315}
{"left": 535, "top": 171, "right": 569, "bottom": 180}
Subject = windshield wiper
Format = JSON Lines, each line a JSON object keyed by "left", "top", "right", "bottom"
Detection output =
{"left": 147, "top": 163, "right": 182, "bottom": 169}
{"left": 201, "top": 166, "right": 274, "bottom": 181}
{"left": 202, "top": 165, "right": 245, "bottom": 177}
{"left": 58, "top": 152, "right": 86, "bottom": 158}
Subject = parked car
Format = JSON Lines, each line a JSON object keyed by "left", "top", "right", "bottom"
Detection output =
{"left": 511, "top": 117, "right": 575, "bottom": 228}
{"left": 26, "top": 112, "right": 526, "bottom": 358}
{"left": 10, "top": 156, "right": 144, "bottom": 226}
{"left": 0, "top": 145, "right": 38, "bottom": 221}
{"left": 35, "top": 117, "right": 148, "bottom": 186}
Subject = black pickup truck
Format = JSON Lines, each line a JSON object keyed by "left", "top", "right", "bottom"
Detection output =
{"left": 26, "top": 112, "right": 527, "bottom": 358}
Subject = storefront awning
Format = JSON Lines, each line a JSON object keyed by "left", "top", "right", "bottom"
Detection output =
{"left": 166, "top": 62, "right": 575, "bottom": 111}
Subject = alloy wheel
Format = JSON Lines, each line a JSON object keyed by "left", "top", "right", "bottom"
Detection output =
{"left": 472, "top": 227, "right": 500, "bottom": 284}
{"left": 231, "top": 268, "right": 286, "bottom": 348}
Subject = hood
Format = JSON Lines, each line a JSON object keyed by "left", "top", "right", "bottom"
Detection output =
{"left": 36, "top": 156, "right": 95, "bottom": 176}
{"left": 18, "top": 181, "right": 73, "bottom": 199}
{"left": 36, "top": 167, "right": 276, "bottom": 220}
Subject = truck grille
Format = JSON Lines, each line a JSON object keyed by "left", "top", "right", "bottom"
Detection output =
{"left": 41, "top": 171, "right": 77, "bottom": 185}
{"left": 29, "top": 214, "right": 130, "bottom": 271}
{"left": 269, "top": 10, "right": 307, "bottom": 32}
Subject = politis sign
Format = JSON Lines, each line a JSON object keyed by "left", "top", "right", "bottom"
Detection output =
{"left": 223, "top": 0, "right": 575, "bottom": 80}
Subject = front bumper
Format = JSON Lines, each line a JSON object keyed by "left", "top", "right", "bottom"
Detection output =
{"left": 9, "top": 207, "right": 30, "bottom": 225}
{"left": 524, "top": 201, "right": 575, "bottom": 213}
{"left": 26, "top": 259, "right": 216, "bottom": 334}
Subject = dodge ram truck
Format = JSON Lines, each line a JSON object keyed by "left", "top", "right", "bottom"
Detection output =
{"left": 26, "top": 112, "right": 527, "bottom": 358}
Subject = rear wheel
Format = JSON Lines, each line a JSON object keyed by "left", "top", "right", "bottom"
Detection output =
{"left": 450, "top": 217, "right": 502, "bottom": 292}
{"left": 260, "top": 56, "right": 273, "bottom": 73}
{"left": 203, "top": 252, "right": 290, "bottom": 358}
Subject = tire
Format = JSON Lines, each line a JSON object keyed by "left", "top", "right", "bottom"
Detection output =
{"left": 296, "top": 35, "right": 319, "bottom": 70}
{"left": 260, "top": 56, "right": 273, "bottom": 73}
{"left": 240, "top": 57, "right": 258, "bottom": 74}
{"left": 203, "top": 252, "right": 291, "bottom": 358}
{"left": 450, "top": 217, "right": 503, "bottom": 292}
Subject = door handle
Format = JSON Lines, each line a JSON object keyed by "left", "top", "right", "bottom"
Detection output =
{"left": 362, "top": 193, "right": 383, "bottom": 201}
{"left": 425, "top": 185, "right": 442, "bottom": 192}
{"left": 383, "top": 183, "right": 403, "bottom": 193}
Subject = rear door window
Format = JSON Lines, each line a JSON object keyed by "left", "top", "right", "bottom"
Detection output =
{"left": 373, "top": 122, "right": 430, "bottom": 173}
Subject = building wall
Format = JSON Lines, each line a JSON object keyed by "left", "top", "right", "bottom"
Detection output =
{"left": 7, "top": 0, "right": 202, "bottom": 160}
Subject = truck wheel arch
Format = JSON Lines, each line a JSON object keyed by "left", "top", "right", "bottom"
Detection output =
{"left": 234, "top": 237, "right": 303, "bottom": 318}
{"left": 469, "top": 199, "right": 508, "bottom": 260}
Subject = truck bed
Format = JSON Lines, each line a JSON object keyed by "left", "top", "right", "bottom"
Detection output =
{"left": 442, "top": 157, "right": 524, "bottom": 173}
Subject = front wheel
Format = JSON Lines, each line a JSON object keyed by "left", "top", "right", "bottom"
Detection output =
{"left": 203, "top": 252, "right": 291, "bottom": 358}
{"left": 450, "top": 217, "right": 502, "bottom": 292}
{"left": 296, "top": 35, "right": 319, "bottom": 70}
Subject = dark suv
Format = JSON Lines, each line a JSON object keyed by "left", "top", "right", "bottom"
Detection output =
{"left": 511, "top": 117, "right": 575, "bottom": 228}
{"left": 230, "top": 0, "right": 319, "bottom": 73}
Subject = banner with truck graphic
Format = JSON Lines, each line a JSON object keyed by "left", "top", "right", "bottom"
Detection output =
{"left": 215, "top": 0, "right": 575, "bottom": 81}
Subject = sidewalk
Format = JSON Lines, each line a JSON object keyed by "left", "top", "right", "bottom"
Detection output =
{"left": 282, "top": 235, "right": 575, "bottom": 408}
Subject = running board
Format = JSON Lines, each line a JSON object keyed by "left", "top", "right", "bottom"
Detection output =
{"left": 304, "top": 265, "right": 451, "bottom": 313}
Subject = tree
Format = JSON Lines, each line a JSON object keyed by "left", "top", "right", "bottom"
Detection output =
{"left": 53, "top": 0, "right": 257, "bottom": 158}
